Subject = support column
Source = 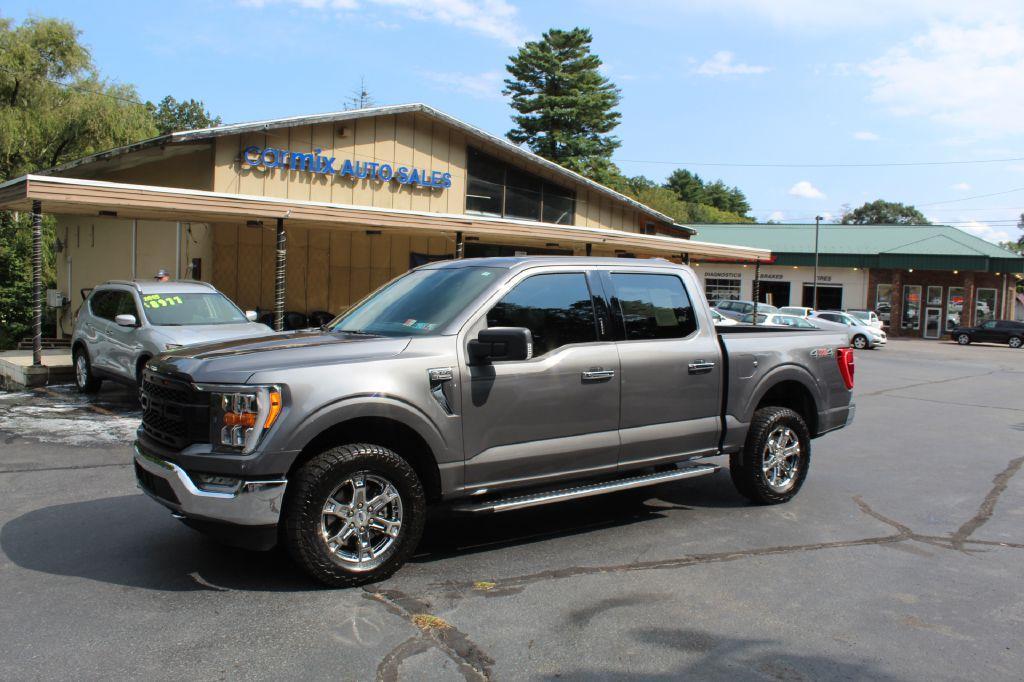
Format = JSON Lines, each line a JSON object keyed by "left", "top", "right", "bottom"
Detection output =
{"left": 961, "top": 272, "right": 975, "bottom": 329}
{"left": 585, "top": 243, "right": 593, "bottom": 256}
{"left": 752, "top": 259, "right": 761, "bottom": 325}
{"left": 455, "top": 231, "right": 465, "bottom": 259}
{"left": 31, "top": 200, "right": 43, "bottom": 366}
{"left": 274, "top": 218, "right": 286, "bottom": 332}
{"left": 681, "top": 253, "right": 689, "bottom": 265}
{"left": 890, "top": 271, "right": 903, "bottom": 338}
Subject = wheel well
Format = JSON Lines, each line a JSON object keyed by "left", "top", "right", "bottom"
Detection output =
{"left": 291, "top": 417, "right": 442, "bottom": 502}
{"left": 756, "top": 380, "right": 818, "bottom": 436}
{"left": 136, "top": 354, "right": 152, "bottom": 379}
{"left": 72, "top": 340, "right": 87, "bottom": 358}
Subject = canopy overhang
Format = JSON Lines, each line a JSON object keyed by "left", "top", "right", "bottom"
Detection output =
{"left": 0, "top": 175, "right": 771, "bottom": 262}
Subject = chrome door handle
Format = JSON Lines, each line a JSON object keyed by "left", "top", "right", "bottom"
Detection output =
{"left": 581, "top": 369, "right": 615, "bottom": 381}
{"left": 688, "top": 361, "right": 716, "bottom": 375}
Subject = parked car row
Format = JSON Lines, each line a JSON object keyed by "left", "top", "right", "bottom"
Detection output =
{"left": 711, "top": 300, "right": 887, "bottom": 349}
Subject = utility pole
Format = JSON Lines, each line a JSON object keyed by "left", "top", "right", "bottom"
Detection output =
{"left": 813, "top": 215, "right": 822, "bottom": 310}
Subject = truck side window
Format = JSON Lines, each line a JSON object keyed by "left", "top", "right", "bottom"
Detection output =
{"left": 487, "top": 273, "right": 597, "bottom": 357}
{"left": 611, "top": 273, "right": 698, "bottom": 340}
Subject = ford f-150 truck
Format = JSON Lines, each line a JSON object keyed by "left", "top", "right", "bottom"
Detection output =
{"left": 134, "top": 257, "right": 855, "bottom": 587}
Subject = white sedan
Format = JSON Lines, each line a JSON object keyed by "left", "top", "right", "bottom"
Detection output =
{"left": 738, "top": 313, "right": 821, "bottom": 329}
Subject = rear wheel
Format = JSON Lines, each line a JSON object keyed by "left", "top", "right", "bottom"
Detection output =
{"left": 730, "top": 407, "right": 811, "bottom": 505}
{"left": 283, "top": 443, "right": 426, "bottom": 587}
{"left": 852, "top": 334, "right": 868, "bottom": 350}
{"left": 956, "top": 333, "right": 971, "bottom": 345}
{"left": 1009, "top": 336, "right": 1022, "bottom": 349}
{"left": 73, "top": 348, "right": 102, "bottom": 394}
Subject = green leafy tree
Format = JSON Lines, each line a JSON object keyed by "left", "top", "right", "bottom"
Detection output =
{"left": 841, "top": 200, "right": 930, "bottom": 225}
{"left": 504, "top": 27, "right": 622, "bottom": 184}
{"left": 665, "top": 169, "right": 706, "bottom": 204}
{"left": 0, "top": 17, "right": 157, "bottom": 347}
{"left": 621, "top": 178, "right": 753, "bottom": 225}
{"left": 146, "top": 95, "right": 221, "bottom": 135}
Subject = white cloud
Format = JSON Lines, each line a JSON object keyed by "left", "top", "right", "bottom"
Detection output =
{"left": 238, "top": 0, "right": 525, "bottom": 45}
{"left": 951, "top": 182, "right": 971, "bottom": 191}
{"left": 788, "top": 181, "right": 825, "bottom": 199}
{"left": 662, "top": 0, "right": 1024, "bottom": 30}
{"left": 958, "top": 220, "right": 1012, "bottom": 244}
{"left": 820, "top": 211, "right": 834, "bottom": 222}
{"left": 1006, "top": 164, "right": 1024, "bottom": 173}
{"left": 861, "top": 23, "right": 1024, "bottom": 138}
{"left": 694, "top": 51, "right": 770, "bottom": 76}
{"left": 767, "top": 210, "right": 785, "bottom": 222}
{"left": 419, "top": 70, "right": 504, "bottom": 99}
{"left": 853, "top": 131, "right": 879, "bottom": 141}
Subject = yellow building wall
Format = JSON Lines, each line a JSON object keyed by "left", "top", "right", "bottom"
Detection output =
{"left": 54, "top": 216, "right": 214, "bottom": 336}
{"left": 64, "top": 147, "right": 214, "bottom": 191}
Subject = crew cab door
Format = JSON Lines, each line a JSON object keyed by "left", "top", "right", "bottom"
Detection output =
{"left": 460, "top": 269, "right": 620, "bottom": 491}
{"left": 600, "top": 269, "right": 722, "bottom": 467}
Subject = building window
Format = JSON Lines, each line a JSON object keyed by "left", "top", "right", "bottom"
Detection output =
{"left": 876, "top": 284, "right": 893, "bottom": 325}
{"left": 611, "top": 273, "right": 698, "bottom": 340}
{"left": 902, "top": 285, "right": 922, "bottom": 330}
{"left": 926, "top": 286, "right": 943, "bottom": 307}
{"left": 466, "top": 147, "right": 575, "bottom": 225}
{"left": 705, "top": 277, "right": 741, "bottom": 304}
{"left": 976, "top": 288, "right": 997, "bottom": 324}
{"left": 946, "top": 287, "right": 964, "bottom": 331}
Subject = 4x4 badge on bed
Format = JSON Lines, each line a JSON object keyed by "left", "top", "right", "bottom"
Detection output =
{"left": 810, "top": 347, "right": 835, "bottom": 358}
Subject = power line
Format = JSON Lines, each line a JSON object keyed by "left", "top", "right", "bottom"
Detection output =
{"left": 0, "top": 65, "right": 148, "bottom": 108}
{"left": 615, "top": 155, "right": 1024, "bottom": 169}
{"left": 917, "top": 186, "right": 1024, "bottom": 207}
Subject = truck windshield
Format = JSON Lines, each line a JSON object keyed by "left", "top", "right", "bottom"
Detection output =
{"left": 331, "top": 267, "right": 502, "bottom": 336}
{"left": 141, "top": 292, "right": 248, "bottom": 326}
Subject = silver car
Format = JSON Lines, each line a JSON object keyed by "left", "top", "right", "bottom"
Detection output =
{"left": 71, "top": 280, "right": 272, "bottom": 392}
{"left": 813, "top": 310, "right": 887, "bottom": 349}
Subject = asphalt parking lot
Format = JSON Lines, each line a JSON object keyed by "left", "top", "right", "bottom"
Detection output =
{"left": 1, "top": 339, "right": 1022, "bottom": 680}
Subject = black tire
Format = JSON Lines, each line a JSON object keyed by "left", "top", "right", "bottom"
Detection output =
{"left": 852, "top": 334, "right": 868, "bottom": 350}
{"left": 729, "top": 406, "right": 811, "bottom": 505}
{"left": 282, "top": 443, "right": 426, "bottom": 588}
{"left": 1009, "top": 336, "right": 1022, "bottom": 349}
{"left": 956, "top": 333, "right": 971, "bottom": 345}
{"left": 73, "top": 347, "right": 102, "bottom": 394}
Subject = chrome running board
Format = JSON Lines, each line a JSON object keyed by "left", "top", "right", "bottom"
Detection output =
{"left": 453, "top": 464, "right": 719, "bottom": 514}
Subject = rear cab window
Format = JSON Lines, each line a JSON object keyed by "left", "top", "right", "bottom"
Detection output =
{"left": 608, "top": 272, "right": 699, "bottom": 340}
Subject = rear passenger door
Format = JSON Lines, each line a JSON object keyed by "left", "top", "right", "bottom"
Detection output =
{"left": 602, "top": 269, "right": 722, "bottom": 468}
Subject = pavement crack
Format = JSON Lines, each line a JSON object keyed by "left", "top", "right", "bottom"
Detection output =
{"left": 364, "top": 587, "right": 494, "bottom": 681}
{"left": 858, "top": 370, "right": 1000, "bottom": 397}
{"left": 950, "top": 455, "right": 1024, "bottom": 551}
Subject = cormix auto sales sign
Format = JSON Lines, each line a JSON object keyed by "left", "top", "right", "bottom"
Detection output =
{"left": 242, "top": 145, "right": 452, "bottom": 190}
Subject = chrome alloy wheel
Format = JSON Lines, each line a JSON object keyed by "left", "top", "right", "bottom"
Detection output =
{"left": 321, "top": 472, "right": 403, "bottom": 568}
{"left": 1010, "top": 336, "right": 1022, "bottom": 349}
{"left": 75, "top": 353, "right": 88, "bottom": 388}
{"left": 762, "top": 426, "right": 801, "bottom": 493}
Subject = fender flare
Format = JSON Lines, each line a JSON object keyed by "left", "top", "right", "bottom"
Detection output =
{"left": 740, "top": 363, "right": 824, "bottom": 425}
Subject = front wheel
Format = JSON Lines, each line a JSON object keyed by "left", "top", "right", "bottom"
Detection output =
{"left": 852, "top": 335, "right": 868, "bottom": 350}
{"left": 282, "top": 443, "right": 426, "bottom": 587}
{"left": 730, "top": 407, "right": 811, "bottom": 505}
{"left": 73, "top": 348, "right": 102, "bottom": 393}
{"left": 956, "top": 333, "right": 971, "bottom": 345}
{"left": 1009, "top": 336, "right": 1022, "bottom": 349}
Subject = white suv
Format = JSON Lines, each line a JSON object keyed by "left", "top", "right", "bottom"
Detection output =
{"left": 71, "top": 280, "right": 271, "bottom": 392}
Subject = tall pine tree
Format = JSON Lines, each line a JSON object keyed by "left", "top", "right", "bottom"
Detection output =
{"left": 503, "top": 28, "right": 621, "bottom": 184}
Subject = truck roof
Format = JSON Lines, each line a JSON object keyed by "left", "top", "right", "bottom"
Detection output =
{"left": 422, "top": 256, "right": 678, "bottom": 270}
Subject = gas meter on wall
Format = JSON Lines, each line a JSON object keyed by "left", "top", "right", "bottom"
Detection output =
{"left": 46, "top": 289, "right": 68, "bottom": 308}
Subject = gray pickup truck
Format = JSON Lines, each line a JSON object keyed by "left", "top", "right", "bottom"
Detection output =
{"left": 134, "top": 257, "right": 855, "bottom": 586}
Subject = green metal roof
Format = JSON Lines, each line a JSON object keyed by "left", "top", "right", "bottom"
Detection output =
{"left": 690, "top": 224, "right": 1024, "bottom": 273}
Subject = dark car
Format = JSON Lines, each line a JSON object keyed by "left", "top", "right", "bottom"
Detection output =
{"left": 951, "top": 319, "right": 1024, "bottom": 348}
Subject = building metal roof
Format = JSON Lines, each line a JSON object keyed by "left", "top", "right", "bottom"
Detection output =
{"left": 37, "top": 102, "right": 690, "bottom": 232}
{"left": 691, "top": 223, "right": 1024, "bottom": 273}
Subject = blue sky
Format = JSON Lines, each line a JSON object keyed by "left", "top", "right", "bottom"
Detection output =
{"left": 6, "top": 0, "right": 1024, "bottom": 243}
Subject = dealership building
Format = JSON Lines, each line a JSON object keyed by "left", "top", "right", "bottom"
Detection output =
{"left": 692, "top": 223, "right": 1024, "bottom": 338}
{"left": 0, "top": 103, "right": 768, "bottom": 341}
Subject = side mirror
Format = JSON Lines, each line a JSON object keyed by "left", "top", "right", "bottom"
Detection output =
{"left": 468, "top": 327, "right": 533, "bottom": 364}
{"left": 115, "top": 313, "right": 138, "bottom": 327}
{"left": 245, "top": 310, "right": 258, "bottom": 322}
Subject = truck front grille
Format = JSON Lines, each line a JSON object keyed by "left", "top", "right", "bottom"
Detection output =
{"left": 140, "top": 372, "right": 210, "bottom": 450}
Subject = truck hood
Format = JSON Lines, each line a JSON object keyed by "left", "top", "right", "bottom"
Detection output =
{"left": 152, "top": 322, "right": 273, "bottom": 348}
{"left": 148, "top": 331, "right": 411, "bottom": 384}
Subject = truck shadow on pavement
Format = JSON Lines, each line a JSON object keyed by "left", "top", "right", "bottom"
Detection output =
{"left": 0, "top": 477, "right": 749, "bottom": 593}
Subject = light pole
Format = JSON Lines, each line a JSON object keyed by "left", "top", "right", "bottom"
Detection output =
{"left": 813, "top": 215, "right": 822, "bottom": 310}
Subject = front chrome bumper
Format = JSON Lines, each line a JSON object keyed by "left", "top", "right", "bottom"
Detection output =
{"left": 133, "top": 444, "right": 287, "bottom": 526}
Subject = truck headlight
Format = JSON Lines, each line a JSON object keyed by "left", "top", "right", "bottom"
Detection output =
{"left": 209, "top": 386, "right": 283, "bottom": 453}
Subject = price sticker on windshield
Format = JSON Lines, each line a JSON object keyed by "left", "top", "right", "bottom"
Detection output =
{"left": 143, "top": 294, "right": 184, "bottom": 309}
